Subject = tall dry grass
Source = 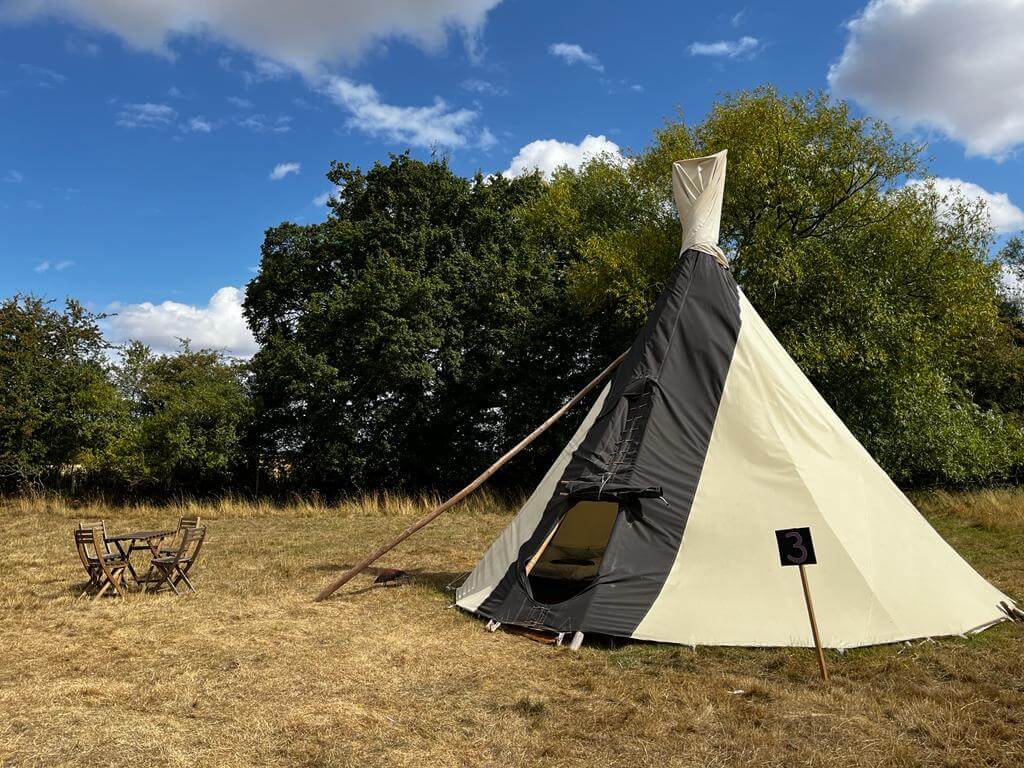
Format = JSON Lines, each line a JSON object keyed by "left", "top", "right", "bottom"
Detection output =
{"left": 911, "top": 487, "right": 1024, "bottom": 529}
{"left": 3, "top": 486, "right": 518, "bottom": 521}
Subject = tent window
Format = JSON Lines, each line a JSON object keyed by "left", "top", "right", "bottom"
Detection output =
{"left": 526, "top": 501, "right": 619, "bottom": 604}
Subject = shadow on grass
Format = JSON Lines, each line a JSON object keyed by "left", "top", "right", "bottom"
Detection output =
{"left": 306, "top": 563, "right": 469, "bottom": 597}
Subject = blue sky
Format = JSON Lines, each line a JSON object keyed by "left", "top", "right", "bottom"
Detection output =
{"left": 2, "top": 0, "right": 1023, "bottom": 355}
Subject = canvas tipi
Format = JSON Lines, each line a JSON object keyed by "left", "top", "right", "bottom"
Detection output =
{"left": 456, "top": 150, "right": 1013, "bottom": 648}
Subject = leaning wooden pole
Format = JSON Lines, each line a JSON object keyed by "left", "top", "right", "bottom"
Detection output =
{"left": 313, "top": 349, "right": 629, "bottom": 602}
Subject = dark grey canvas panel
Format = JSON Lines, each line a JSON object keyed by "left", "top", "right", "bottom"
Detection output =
{"left": 475, "top": 249, "right": 741, "bottom": 636}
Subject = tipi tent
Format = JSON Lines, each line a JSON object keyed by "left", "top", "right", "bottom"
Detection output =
{"left": 456, "top": 150, "right": 1013, "bottom": 649}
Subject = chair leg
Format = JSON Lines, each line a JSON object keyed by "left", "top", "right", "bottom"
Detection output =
{"left": 175, "top": 566, "right": 196, "bottom": 593}
{"left": 79, "top": 568, "right": 99, "bottom": 598}
{"left": 93, "top": 579, "right": 111, "bottom": 601}
{"left": 166, "top": 568, "right": 181, "bottom": 596}
{"left": 155, "top": 564, "right": 180, "bottom": 595}
{"left": 141, "top": 564, "right": 155, "bottom": 594}
{"left": 79, "top": 571, "right": 94, "bottom": 599}
{"left": 110, "top": 567, "right": 128, "bottom": 598}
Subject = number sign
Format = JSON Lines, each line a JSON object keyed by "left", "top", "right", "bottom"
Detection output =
{"left": 775, "top": 527, "right": 816, "bottom": 566}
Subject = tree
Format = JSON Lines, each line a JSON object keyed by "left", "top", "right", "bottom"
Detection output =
{"left": 547, "top": 88, "right": 1024, "bottom": 485}
{"left": 245, "top": 153, "right": 569, "bottom": 492}
{"left": 0, "top": 296, "right": 120, "bottom": 490}
{"left": 106, "top": 341, "right": 252, "bottom": 491}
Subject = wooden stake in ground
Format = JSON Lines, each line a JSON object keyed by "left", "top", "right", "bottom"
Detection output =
{"left": 313, "top": 350, "right": 629, "bottom": 602}
{"left": 799, "top": 563, "right": 829, "bottom": 683}
{"left": 775, "top": 526, "right": 828, "bottom": 683}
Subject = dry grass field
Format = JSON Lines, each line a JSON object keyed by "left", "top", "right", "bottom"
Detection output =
{"left": 1, "top": 489, "right": 1022, "bottom": 768}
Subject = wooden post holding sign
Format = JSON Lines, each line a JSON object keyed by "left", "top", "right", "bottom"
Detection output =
{"left": 775, "top": 527, "right": 828, "bottom": 683}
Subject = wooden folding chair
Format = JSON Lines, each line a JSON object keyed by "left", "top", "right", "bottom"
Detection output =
{"left": 73, "top": 528, "right": 102, "bottom": 597}
{"left": 83, "top": 527, "right": 129, "bottom": 600}
{"left": 158, "top": 515, "right": 201, "bottom": 555}
{"left": 74, "top": 521, "right": 112, "bottom": 597}
{"left": 143, "top": 526, "right": 207, "bottom": 595}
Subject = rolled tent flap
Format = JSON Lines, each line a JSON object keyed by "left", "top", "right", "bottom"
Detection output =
{"left": 672, "top": 149, "right": 727, "bottom": 264}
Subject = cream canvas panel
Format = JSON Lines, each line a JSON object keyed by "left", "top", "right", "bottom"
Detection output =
{"left": 456, "top": 384, "right": 611, "bottom": 612}
{"left": 634, "top": 292, "right": 1010, "bottom": 648}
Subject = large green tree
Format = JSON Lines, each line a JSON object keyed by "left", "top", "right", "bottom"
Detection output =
{"left": 244, "top": 153, "right": 611, "bottom": 492}
{"left": 104, "top": 341, "right": 252, "bottom": 491}
{"left": 0, "top": 296, "right": 121, "bottom": 490}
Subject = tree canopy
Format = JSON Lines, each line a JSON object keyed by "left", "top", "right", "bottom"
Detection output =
{"left": 243, "top": 153, "right": 630, "bottom": 492}
{"left": 0, "top": 296, "right": 118, "bottom": 490}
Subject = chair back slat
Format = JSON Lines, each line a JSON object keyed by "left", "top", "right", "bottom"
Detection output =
{"left": 76, "top": 520, "right": 108, "bottom": 557}
{"left": 164, "top": 515, "right": 202, "bottom": 552}
{"left": 73, "top": 529, "right": 97, "bottom": 570}
{"left": 176, "top": 525, "right": 207, "bottom": 560}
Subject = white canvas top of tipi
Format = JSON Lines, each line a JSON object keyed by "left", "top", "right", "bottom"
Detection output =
{"left": 673, "top": 149, "right": 728, "bottom": 265}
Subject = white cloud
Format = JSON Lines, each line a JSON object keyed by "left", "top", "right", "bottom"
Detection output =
{"left": 243, "top": 58, "right": 290, "bottom": 86}
{"left": 0, "top": 0, "right": 502, "bottom": 74}
{"left": 19, "top": 62, "right": 66, "bottom": 85}
{"left": 270, "top": 162, "right": 301, "bottom": 180}
{"left": 186, "top": 116, "right": 213, "bottom": 133}
{"left": 323, "top": 74, "right": 480, "bottom": 148}
{"left": 116, "top": 102, "right": 176, "bottom": 129}
{"left": 907, "top": 177, "right": 1024, "bottom": 234}
{"left": 688, "top": 36, "right": 759, "bottom": 58}
{"left": 478, "top": 126, "right": 497, "bottom": 150}
{"left": 1002, "top": 265, "right": 1024, "bottom": 305}
{"left": 460, "top": 77, "right": 504, "bottom": 95}
{"left": 828, "top": 0, "right": 1024, "bottom": 159}
{"left": 730, "top": 9, "right": 746, "bottom": 27}
{"left": 3, "top": 169, "right": 23, "bottom": 183}
{"left": 238, "top": 113, "right": 291, "bottom": 133}
{"left": 104, "top": 286, "right": 257, "bottom": 357}
{"left": 34, "top": 258, "right": 75, "bottom": 273}
{"left": 1002, "top": 264, "right": 1022, "bottom": 292}
{"left": 227, "top": 96, "right": 253, "bottom": 109}
{"left": 504, "top": 134, "right": 624, "bottom": 179}
{"left": 65, "top": 35, "right": 100, "bottom": 56}
{"left": 313, "top": 187, "right": 341, "bottom": 207}
{"left": 166, "top": 85, "right": 185, "bottom": 98}
{"left": 548, "top": 42, "right": 603, "bottom": 72}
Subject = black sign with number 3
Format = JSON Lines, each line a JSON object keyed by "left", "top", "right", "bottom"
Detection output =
{"left": 775, "top": 527, "right": 817, "bottom": 566}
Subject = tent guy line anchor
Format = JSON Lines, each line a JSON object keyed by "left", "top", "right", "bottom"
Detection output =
{"left": 313, "top": 349, "right": 629, "bottom": 602}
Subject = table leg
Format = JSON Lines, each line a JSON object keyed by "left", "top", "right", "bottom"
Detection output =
{"left": 116, "top": 540, "right": 140, "bottom": 584}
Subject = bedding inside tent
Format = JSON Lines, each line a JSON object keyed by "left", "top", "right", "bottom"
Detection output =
{"left": 526, "top": 501, "right": 619, "bottom": 604}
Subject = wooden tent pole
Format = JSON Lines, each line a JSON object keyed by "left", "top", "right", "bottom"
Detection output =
{"left": 313, "top": 350, "right": 629, "bottom": 602}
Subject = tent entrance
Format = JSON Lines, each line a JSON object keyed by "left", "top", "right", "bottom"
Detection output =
{"left": 526, "top": 501, "right": 619, "bottom": 604}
